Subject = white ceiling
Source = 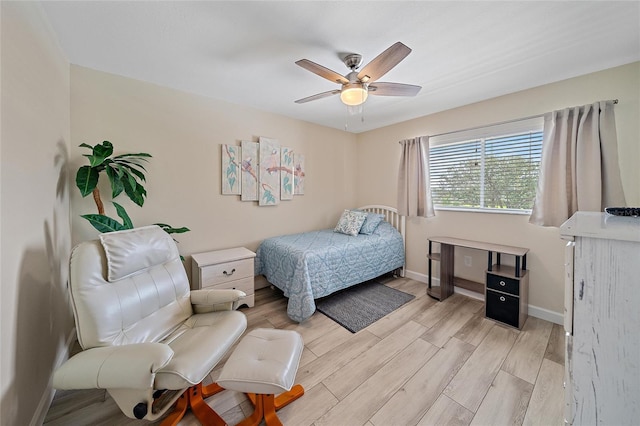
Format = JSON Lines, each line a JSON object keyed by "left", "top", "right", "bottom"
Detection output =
{"left": 41, "top": 1, "right": 640, "bottom": 133}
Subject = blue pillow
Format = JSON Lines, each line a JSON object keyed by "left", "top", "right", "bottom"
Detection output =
{"left": 359, "top": 213, "right": 385, "bottom": 235}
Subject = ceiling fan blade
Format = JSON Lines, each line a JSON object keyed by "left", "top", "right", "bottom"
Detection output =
{"left": 368, "top": 82, "right": 422, "bottom": 96}
{"left": 295, "top": 59, "right": 349, "bottom": 85}
{"left": 357, "top": 42, "right": 411, "bottom": 83}
{"left": 295, "top": 89, "right": 341, "bottom": 104}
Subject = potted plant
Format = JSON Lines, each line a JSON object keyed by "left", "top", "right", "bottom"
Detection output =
{"left": 75, "top": 140, "right": 189, "bottom": 237}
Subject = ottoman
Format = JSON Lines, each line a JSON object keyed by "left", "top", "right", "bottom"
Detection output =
{"left": 217, "top": 328, "right": 305, "bottom": 426}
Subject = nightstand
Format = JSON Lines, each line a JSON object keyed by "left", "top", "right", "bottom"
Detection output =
{"left": 191, "top": 247, "right": 256, "bottom": 308}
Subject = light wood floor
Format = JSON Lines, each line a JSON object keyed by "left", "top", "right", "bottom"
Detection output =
{"left": 44, "top": 276, "right": 565, "bottom": 426}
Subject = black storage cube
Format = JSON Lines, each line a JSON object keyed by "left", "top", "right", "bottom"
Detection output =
{"left": 486, "top": 289, "right": 519, "bottom": 328}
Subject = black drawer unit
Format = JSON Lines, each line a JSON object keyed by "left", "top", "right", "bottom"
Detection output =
{"left": 485, "top": 266, "right": 529, "bottom": 329}
{"left": 486, "top": 274, "right": 519, "bottom": 296}
{"left": 486, "top": 290, "right": 520, "bottom": 328}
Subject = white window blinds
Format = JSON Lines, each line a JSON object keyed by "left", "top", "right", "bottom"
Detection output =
{"left": 429, "top": 118, "right": 543, "bottom": 212}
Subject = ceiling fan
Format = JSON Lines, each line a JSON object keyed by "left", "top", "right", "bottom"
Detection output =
{"left": 294, "top": 41, "right": 421, "bottom": 106}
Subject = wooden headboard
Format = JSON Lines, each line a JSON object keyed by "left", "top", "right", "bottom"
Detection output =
{"left": 359, "top": 205, "right": 406, "bottom": 277}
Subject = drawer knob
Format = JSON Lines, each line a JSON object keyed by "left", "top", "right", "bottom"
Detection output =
{"left": 499, "top": 280, "right": 506, "bottom": 286}
{"left": 223, "top": 268, "right": 236, "bottom": 277}
{"left": 499, "top": 296, "right": 506, "bottom": 302}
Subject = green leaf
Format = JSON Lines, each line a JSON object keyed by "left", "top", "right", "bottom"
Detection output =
{"left": 113, "top": 153, "right": 152, "bottom": 159}
{"left": 114, "top": 158, "right": 148, "bottom": 174}
{"left": 79, "top": 143, "right": 93, "bottom": 150}
{"left": 126, "top": 168, "right": 137, "bottom": 189}
{"left": 94, "top": 141, "right": 113, "bottom": 157}
{"left": 76, "top": 165, "right": 99, "bottom": 197}
{"left": 106, "top": 165, "right": 124, "bottom": 198}
{"left": 123, "top": 177, "right": 145, "bottom": 207}
{"left": 154, "top": 223, "right": 190, "bottom": 234}
{"left": 112, "top": 202, "right": 134, "bottom": 229}
{"left": 88, "top": 141, "right": 113, "bottom": 167}
{"left": 120, "top": 163, "right": 147, "bottom": 182}
{"left": 80, "top": 214, "right": 126, "bottom": 233}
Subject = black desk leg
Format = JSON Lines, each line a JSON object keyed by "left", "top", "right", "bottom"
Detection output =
{"left": 428, "top": 241, "right": 432, "bottom": 289}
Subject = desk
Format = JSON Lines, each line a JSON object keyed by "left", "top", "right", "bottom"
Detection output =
{"left": 427, "top": 237, "right": 530, "bottom": 328}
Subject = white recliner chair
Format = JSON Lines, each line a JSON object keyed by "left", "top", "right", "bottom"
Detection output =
{"left": 53, "top": 225, "right": 247, "bottom": 425}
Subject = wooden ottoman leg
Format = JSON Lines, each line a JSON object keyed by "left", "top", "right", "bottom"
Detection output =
{"left": 274, "top": 384, "right": 305, "bottom": 410}
{"left": 262, "top": 394, "right": 282, "bottom": 426}
{"left": 237, "top": 393, "right": 265, "bottom": 426}
{"left": 239, "top": 385, "right": 304, "bottom": 426}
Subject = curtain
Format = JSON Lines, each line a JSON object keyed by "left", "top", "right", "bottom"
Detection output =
{"left": 397, "top": 136, "right": 435, "bottom": 218}
{"left": 529, "top": 101, "right": 625, "bottom": 226}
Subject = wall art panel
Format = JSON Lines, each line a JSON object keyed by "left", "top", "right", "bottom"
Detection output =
{"left": 221, "top": 144, "right": 241, "bottom": 195}
{"left": 258, "top": 137, "right": 280, "bottom": 206}
{"left": 294, "top": 153, "right": 306, "bottom": 195}
{"left": 240, "top": 140, "right": 258, "bottom": 201}
{"left": 281, "top": 146, "right": 294, "bottom": 200}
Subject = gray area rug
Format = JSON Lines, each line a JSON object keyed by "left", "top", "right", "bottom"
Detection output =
{"left": 316, "top": 280, "right": 415, "bottom": 333}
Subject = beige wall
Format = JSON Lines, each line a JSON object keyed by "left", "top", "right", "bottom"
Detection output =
{"left": 0, "top": 2, "right": 73, "bottom": 425}
{"left": 2, "top": 7, "right": 636, "bottom": 421}
{"left": 70, "top": 66, "right": 358, "bottom": 279}
{"left": 356, "top": 62, "right": 640, "bottom": 317}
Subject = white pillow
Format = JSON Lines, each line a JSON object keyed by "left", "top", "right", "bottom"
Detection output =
{"left": 334, "top": 209, "right": 367, "bottom": 236}
{"left": 99, "top": 225, "right": 178, "bottom": 282}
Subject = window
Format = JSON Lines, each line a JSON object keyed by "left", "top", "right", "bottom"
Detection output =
{"left": 429, "top": 118, "right": 543, "bottom": 212}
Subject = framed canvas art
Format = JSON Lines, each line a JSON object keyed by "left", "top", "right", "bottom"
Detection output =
{"left": 280, "top": 147, "right": 294, "bottom": 200}
{"left": 258, "top": 137, "right": 280, "bottom": 206}
{"left": 240, "top": 140, "right": 258, "bottom": 201}
{"left": 294, "top": 153, "right": 305, "bottom": 195}
{"left": 221, "top": 144, "right": 241, "bottom": 195}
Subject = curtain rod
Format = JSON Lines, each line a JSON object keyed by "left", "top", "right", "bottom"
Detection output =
{"left": 403, "top": 99, "right": 619, "bottom": 141}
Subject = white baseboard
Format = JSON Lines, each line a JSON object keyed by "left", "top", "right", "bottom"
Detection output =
{"left": 526, "top": 305, "right": 564, "bottom": 325}
{"left": 31, "top": 328, "right": 77, "bottom": 426}
{"left": 404, "top": 269, "right": 563, "bottom": 325}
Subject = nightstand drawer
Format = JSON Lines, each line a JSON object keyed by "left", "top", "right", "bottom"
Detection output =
{"left": 487, "top": 273, "right": 519, "bottom": 296}
{"left": 201, "top": 258, "right": 253, "bottom": 287}
{"left": 203, "top": 276, "right": 254, "bottom": 294}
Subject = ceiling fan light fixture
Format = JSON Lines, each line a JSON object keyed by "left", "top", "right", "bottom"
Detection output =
{"left": 340, "top": 83, "right": 368, "bottom": 106}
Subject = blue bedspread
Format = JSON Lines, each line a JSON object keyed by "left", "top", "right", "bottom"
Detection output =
{"left": 255, "top": 221, "right": 405, "bottom": 322}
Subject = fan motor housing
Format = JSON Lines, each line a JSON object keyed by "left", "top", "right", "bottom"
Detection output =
{"left": 343, "top": 54, "right": 363, "bottom": 70}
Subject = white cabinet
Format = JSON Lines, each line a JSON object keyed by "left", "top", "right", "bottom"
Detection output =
{"left": 560, "top": 212, "right": 640, "bottom": 425}
{"left": 191, "top": 247, "right": 256, "bottom": 308}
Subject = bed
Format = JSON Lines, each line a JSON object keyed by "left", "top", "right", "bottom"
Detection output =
{"left": 255, "top": 205, "right": 406, "bottom": 322}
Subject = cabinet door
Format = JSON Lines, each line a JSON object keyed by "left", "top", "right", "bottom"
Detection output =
{"left": 563, "top": 241, "right": 575, "bottom": 425}
{"left": 563, "top": 241, "right": 574, "bottom": 335}
{"left": 570, "top": 237, "right": 640, "bottom": 425}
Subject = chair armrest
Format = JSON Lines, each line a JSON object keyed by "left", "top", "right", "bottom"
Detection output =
{"left": 190, "top": 288, "right": 246, "bottom": 312}
{"left": 53, "top": 343, "right": 173, "bottom": 390}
